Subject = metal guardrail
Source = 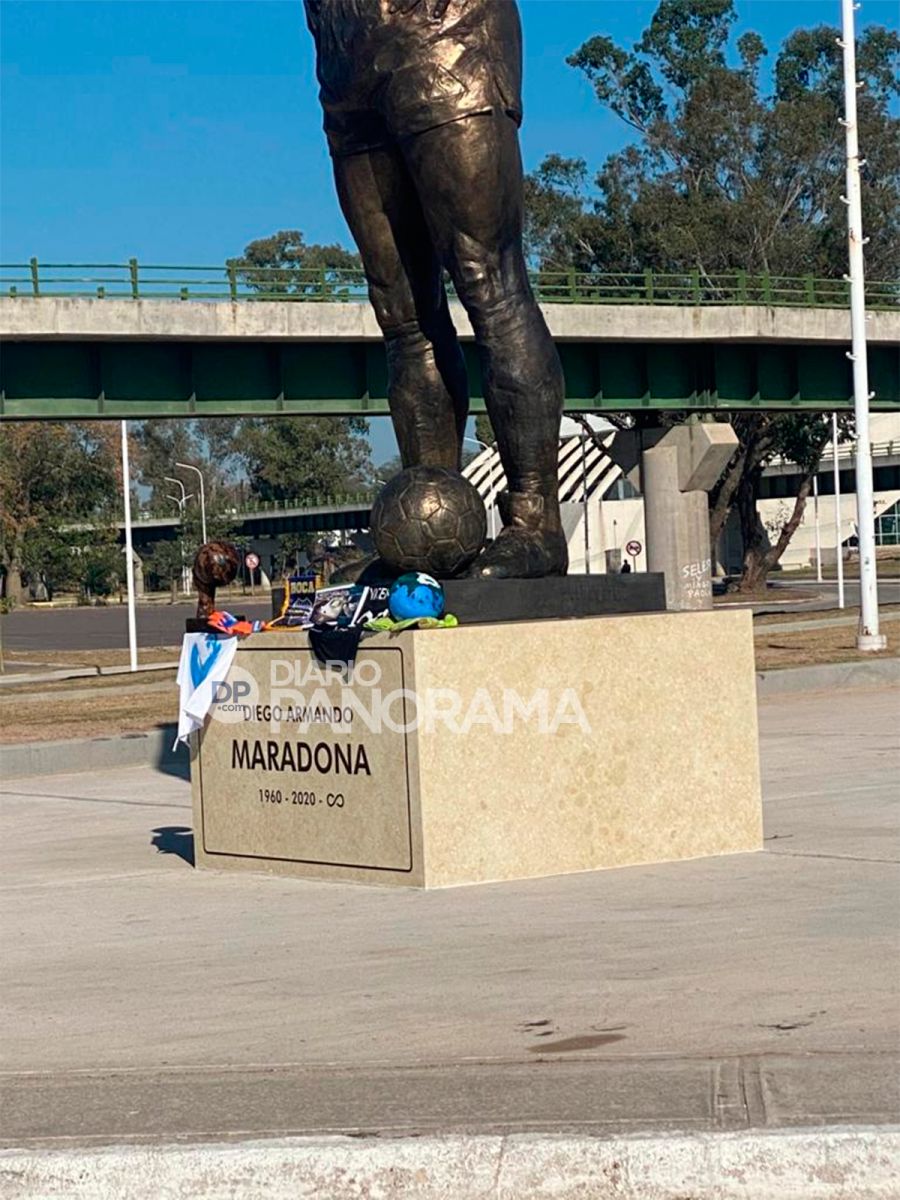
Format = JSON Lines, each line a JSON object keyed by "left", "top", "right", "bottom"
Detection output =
{"left": 1, "top": 259, "right": 897, "bottom": 309}
{"left": 829, "top": 440, "right": 898, "bottom": 461}
{"left": 138, "top": 492, "right": 377, "bottom": 522}
{"left": 138, "top": 441, "right": 900, "bottom": 519}
{"left": 767, "top": 440, "right": 899, "bottom": 470}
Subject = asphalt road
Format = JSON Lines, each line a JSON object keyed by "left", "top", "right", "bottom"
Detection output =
{"left": 3, "top": 579, "right": 899, "bottom": 652}
{"left": 750, "top": 578, "right": 900, "bottom": 614}
{"left": 1, "top": 600, "right": 273, "bottom": 652}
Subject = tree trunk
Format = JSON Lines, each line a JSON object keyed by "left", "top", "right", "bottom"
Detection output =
{"left": 3, "top": 562, "right": 26, "bottom": 605}
{"left": 736, "top": 465, "right": 815, "bottom": 593}
{"left": 761, "top": 471, "right": 815, "bottom": 572}
{"left": 707, "top": 447, "right": 746, "bottom": 571}
{"left": 739, "top": 539, "right": 770, "bottom": 593}
{"left": 2, "top": 527, "right": 28, "bottom": 604}
{"left": 707, "top": 415, "right": 780, "bottom": 580}
{"left": 735, "top": 466, "right": 770, "bottom": 592}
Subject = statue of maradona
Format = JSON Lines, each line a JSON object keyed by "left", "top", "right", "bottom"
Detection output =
{"left": 305, "top": 0, "right": 567, "bottom": 578}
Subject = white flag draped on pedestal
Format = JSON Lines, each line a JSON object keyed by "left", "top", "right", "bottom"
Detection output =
{"left": 175, "top": 632, "right": 238, "bottom": 748}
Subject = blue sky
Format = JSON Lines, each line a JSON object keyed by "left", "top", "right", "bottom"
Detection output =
{"left": 1, "top": 1, "right": 895, "bottom": 464}
{"left": 2, "top": 0, "right": 897, "bottom": 266}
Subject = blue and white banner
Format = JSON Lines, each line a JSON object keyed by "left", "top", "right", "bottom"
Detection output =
{"left": 175, "top": 632, "right": 239, "bottom": 747}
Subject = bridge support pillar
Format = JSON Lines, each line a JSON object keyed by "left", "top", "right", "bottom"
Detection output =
{"left": 642, "top": 445, "right": 712, "bottom": 611}
{"left": 609, "top": 421, "right": 739, "bottom": 611}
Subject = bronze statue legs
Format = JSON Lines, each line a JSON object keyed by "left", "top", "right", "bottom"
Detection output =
{"left": 333, "top": 109, "right": 567, "bottom": 577}
{"left": 334, "top": 144, "right": 469, "bottom": 471}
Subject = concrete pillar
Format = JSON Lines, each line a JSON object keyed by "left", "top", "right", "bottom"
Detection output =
{"left": 607, "top": 419, "right": 736, "bottom": 611}
{"left": 133, "top": 559, "right": 145, "bottom": 599}
{"left": 643, "top": 445, "right": 712, "bottom": 611}
{"left": 127, "top": 548, "right": 145, "bottom": 599}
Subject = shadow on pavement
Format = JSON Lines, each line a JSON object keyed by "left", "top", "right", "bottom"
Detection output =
{"left": 151, "top": 725, "right": 194, "bottom": 862}
{"left": 155, "top": 723, "right": 191, "bottom": 781}
{"left": 151, "top": 825, "right": 195, "bottom": 866}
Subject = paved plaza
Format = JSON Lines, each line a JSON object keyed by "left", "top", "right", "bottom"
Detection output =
{"left": 0, "top": 684, "right": 898, "bottom": 1195}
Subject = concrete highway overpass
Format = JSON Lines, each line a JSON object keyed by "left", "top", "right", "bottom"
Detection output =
{"left": 2, "top": 293, "right": 898, "bottom": 419}
{"left": 116, "top": 497, "right": 375, "bottom": 552}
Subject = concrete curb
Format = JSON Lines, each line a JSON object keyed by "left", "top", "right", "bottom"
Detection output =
{"left": 0, "top": 724, "right": 183, "bottom": 780}
{"left": 758, "top": 612, "right": 900, "bottom": 634}
{"left": 0, "top": 662, "right": 176, "bottom": 688}
{"left": 2, "top": 1127, "right": 897, "bottom": 1199}
{"left": 0, "top": 666, "right": 97, "bottom": 686}
{"left": 757, "top": 656, "right": 900, "bottom": 696}
{"left": 99, "top": 661, "right": 176, "bottom": 677}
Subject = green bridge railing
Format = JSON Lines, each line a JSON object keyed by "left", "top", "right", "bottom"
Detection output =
{"left": 139, "top": 492, "right": 377, "bottom": 521}
{"left": 1, "top": 259, "right": 897, "bottom": 309}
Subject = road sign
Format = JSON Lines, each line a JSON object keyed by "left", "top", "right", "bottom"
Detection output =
{"left": 245, "top": 552, "right": 260, "bottom": 571}
{"left": 625, "top": 540, "right": 642, "bottom": 558}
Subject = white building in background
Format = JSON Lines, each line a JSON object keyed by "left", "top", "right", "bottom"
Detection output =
{"left": 463, "top": 416, "right": 643, "bottom": 575}
{"left": 463, "top": 413, "right": 900, "bottom": 577}
{"left": 744, "top": 412, "right": 900, "bottom": 571}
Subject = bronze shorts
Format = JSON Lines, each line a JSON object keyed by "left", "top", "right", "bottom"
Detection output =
{"left": 305, "top": 0, "right": 523, "bottom": 157}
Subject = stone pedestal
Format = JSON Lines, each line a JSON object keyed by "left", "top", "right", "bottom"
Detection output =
{"left": 191, "top": 610, "right": 762, "bottom": 888}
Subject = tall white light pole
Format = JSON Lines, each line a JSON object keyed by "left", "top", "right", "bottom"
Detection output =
{"left": 813, "top": 476, "right": 822, "bottom": 582}
{"left": 120, "top": 420, "right": 138, "bottom": 671}
{"left": 832, "top": 412, "right": 845, "bottom": 610}
{"left": 176, "top": 461, "right": 207, "bottom": 545}
{"left": 839, "top": 0, "right": 885, "bottom": 650}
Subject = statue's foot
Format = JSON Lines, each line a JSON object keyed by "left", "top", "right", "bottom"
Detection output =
{"left": 469, "top": 526, "right": 568, "bottom": 578}
{"left": 468, "top": 490, "right": 568, "bottom": 579}
{"left": 331, "top": 554, "right": 396, "bottom": 585}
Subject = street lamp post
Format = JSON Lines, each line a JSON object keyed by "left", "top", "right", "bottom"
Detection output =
{"left": 176, "top": 461, "right": 207, "bottom": 546}
{"left": 839, "top": 0, "right": 885, "bottom": 651}
{"left": 165, "top": 476, "right": 189, "bottom": 510}
{"left": 165, "top": 477, "right": 194, "bottom": 595}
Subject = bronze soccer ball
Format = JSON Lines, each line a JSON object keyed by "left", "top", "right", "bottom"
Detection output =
{"left": 371, "top": 466, "right": 487, "bottom": 579}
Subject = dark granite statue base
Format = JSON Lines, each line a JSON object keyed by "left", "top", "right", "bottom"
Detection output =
{"left": 270, "top": 574, "right": 666, "bottom": 628}
{"left": 441, "top": 574, "right": 666, "bottom": 624}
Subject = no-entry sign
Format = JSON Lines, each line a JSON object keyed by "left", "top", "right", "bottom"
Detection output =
{"left": 625, "top": 540, "right": 642, "bottom": 558}
{"left": 245, "top": 552, "right": 260, "bottom": 571}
